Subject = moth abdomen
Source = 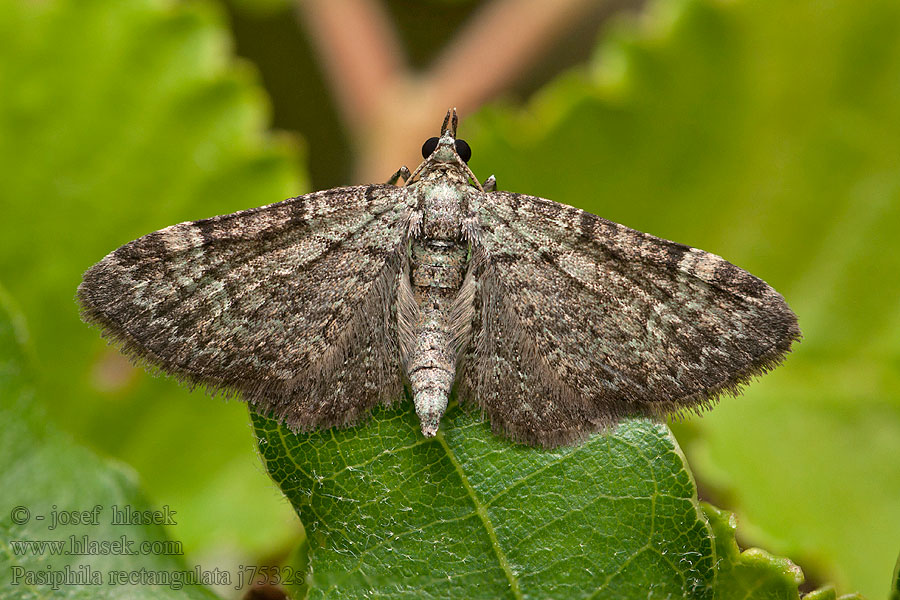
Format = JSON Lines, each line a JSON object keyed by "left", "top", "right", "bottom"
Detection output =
{"left": 402, "top": 212, "right": 473, "bottom": 436}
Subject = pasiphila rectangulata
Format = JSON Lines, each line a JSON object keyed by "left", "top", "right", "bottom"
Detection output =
{"left": 78, "top": 109, "right": 800, "bottom": 447}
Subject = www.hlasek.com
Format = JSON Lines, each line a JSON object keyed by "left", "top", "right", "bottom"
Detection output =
{"left": 9, "top": 535, "right": 184, "bottom": 557}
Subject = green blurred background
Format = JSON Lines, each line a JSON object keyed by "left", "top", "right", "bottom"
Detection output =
{"left": 1, "top": 0, "right": 899, "bottom": 598}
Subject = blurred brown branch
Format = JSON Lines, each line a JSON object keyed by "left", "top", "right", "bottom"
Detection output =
{"left": 295, "top": 0, "right": 608, "bottom": 182}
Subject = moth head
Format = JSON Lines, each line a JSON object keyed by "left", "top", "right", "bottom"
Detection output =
{"left": 422, "top": 107, "right": 472, "bottom": 164}
{"left": 408, "top": 107, "right": 481, "bottom": 190}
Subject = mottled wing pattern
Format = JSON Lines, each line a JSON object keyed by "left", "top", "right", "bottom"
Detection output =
{"left": 458, "top": 192, "right": 801, "bottom": 447}
{"left": 79, "top": 185, "right": 413, "bottom": 430}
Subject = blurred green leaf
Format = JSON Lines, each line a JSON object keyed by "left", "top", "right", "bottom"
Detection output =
{"left": 461, "top": 0, "right": 900, "bottom": 596}
{"left": 0, "top": 288, "right": 218, "bottom": 599}
{"left": 253, "top": 408, "right": 717, "bottom": 599}
{"left": 0, "top": 0, "right": 305, "bottom": 563}
{"left": 891, "top": 550, "right": 900, "bottom": 600}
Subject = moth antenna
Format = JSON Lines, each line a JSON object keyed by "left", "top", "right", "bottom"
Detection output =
{"left": 441, "top": 107, "right": 458, "bottom": 137}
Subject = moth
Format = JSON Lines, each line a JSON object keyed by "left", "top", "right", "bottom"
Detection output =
{"left": 79, "top": 109, "right": 800, "bottom": 447}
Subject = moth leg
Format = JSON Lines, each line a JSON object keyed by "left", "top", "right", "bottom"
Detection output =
{"left": 482, "top": 174, "right": 497, "bottom": 192}
{"left": 387, "top": 166, "right": 411, "bottom": 186}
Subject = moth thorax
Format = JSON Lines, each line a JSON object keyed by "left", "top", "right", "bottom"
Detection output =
{"left": 421, "top": 183, "right": 466, "bottom": 240}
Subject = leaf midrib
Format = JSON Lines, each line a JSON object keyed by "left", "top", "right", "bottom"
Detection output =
{"left": 435, "top": 430, "right": 523, "bottom": 600}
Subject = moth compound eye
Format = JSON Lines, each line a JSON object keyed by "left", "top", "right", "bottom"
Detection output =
{"left": 421, "top": 137, "right": 439, "bottom": 158}
{"left": 455, "top": 139, "right": 472, "bottom": 163}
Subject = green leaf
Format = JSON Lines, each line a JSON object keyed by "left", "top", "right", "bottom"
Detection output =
{"left": 252, "top": 407, "right": 715, "bottom": 599}
{"left": 703, "top": 503, "right": 867, "bottom": 600}
{"left": 460, "top": 0, "right": 900, "bottom": 596}
{"left": 705, "top": 501, "right": 801, "bottom": 600}
{"left": 0, "top": 287, "right": 219, "bottom": 599}
{"left": 0, "top": 0, "right": 304, "bottom": 561}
